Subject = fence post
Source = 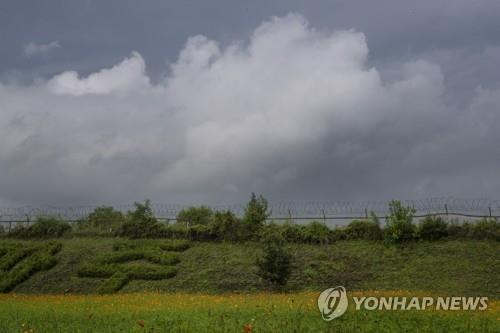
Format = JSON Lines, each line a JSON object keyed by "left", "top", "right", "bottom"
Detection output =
{"left": 8, "top": 221, "right": 12, "bottom": 233}
{"left": 321, "top": 209, "right": 326, "bottom": 225}
{"left": 287, "top": 209, "right": 292, "bottom": 222}
{"left": 444, "top": 204, "right": 448, "bottom": 216}
{"left": 488, "top": 206, "right": 492, "bottom": 218}
{"left": 364, "top": 208, "right": 368, "bottom": 219}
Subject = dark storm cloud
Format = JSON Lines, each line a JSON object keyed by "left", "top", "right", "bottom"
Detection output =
{"left": 0, "top": 2, "right": 499, "bottom": 206}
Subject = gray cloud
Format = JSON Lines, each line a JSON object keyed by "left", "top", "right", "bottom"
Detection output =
{"left": 0, "top": 13, "right": 499, "bottom": 206}
{"left": 23, "top": 41, "right": 60, "bottom": 58}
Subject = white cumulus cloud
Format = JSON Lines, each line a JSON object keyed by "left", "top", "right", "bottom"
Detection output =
{"left": 0, "top": 14, "right": 497, "bottom": 205}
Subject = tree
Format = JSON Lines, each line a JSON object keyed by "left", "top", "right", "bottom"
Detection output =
{"left": 127, "top": 199, "right": 157, "bottom": 224}
{"left": 176, "top": 206, "right": 214, "bottom": 226}
{"left": 210, "top": 210, "right": 243, "bottom": 241}
{"left": 256, "top": 229, "right": 291, "bottom": 288}
{"left": 385, "top": 200, "right": 416, "bottom": 243}
{"left": 82, "top": 206, "right": 124, "bottom": 231}
{"left": 118, "top": 200, "right": 162, "bottom": 238}
{"left": 243, "top": 193, "right": 270, "bottom": 239}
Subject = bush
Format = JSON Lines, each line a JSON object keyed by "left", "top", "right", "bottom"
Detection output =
{"left": 127, "top": 265, "right": 177, "bottom": 280}
{"left": 176, "top": 206, "right": 214, "bottom": 226}
{"left": 9, "top": 217, "right": 71, "bottom": 239}
{"left": 163, "top": 224, "right": 188, "bottom": 239}
{"left": 92, "top": 248, "right": 180, "bottom": 266}
{"left": 256, "top": 228, "right": 291, "bottom": 288}
{"left": 447, "top": 220, "right": 472, "bottom": 239}
{"left": 186, "top": 224, "right": 213, "bottom": 241}
{"left": 77, "top": 206, "right": 125, "bottom": 232}
{"left": 243, "top": 193, "right": 270, "bottom": 239}
{"left": 301, "top": 221, "right": 332, "bottom": 245}
{"left": 0, "top": 248, "right": 36, "bottom": 271}
{"left": 280, "top": 221, "right": 305, "bottom": 243}
{"left": 469, "top": 218, "right": 500, "bottom": 241}
{"left": 98, "top": 271, "right": 130, "bottom": 294}
{"left": 416, "top": 216, "right": 448, "bottom": 241}
{"left": 78, "top": 240, "right": 182, "bottom": 293}
{"left": 158, "top": 240, "right": 191, "bottom": 252}
{"left": 330, "top": 227, "right": 347, "bottom": 241}
{"left": 344, "top": 214, "right": 383, "bottom": 240}
{"left": 259, "top": 223, "right": 284, "bottom": 241}
{"left": 0, "top": 242, "right": 62, "bottom": 293}
{"left": 385, "top": 200, "right": 416, "bottom": 244}
{"left": 78, "top": 263, "right": 116, "bottom": 278}
{"left": 118, "top": 200, "right": 164, "bottom": 238}
{"left": 210, "top": 210, "right": 244, "bottom": 241}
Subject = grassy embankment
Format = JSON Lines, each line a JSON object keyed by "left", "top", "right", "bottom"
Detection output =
{"left": 0, "top": 238, "right": 498, "bottom": 332}
{"left": 1, "top": 238, "right": 497, "bottom": 296}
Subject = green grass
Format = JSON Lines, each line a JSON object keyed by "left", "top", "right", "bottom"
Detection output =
{"left": 0, "top": 238, "right": 498, "bottom": 332}
{"left": 0, "top": 292, "right": 498, "bottom": 332}
{"left": 0, "top": 238, "right": 497, "bottom": 297}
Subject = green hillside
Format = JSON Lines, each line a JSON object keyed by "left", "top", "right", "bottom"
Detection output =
{"left": 1, "top": 238, "right": 498, "bottom": 297}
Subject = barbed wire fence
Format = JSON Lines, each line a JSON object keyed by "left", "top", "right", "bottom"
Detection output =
{"left": 0, "top": 197, "right": 499, "bottom": 232}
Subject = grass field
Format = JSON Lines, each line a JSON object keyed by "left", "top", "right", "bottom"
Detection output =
{"left": 0, "top": 239, "right": 498, "bottom": 296}
{"left": 0, "top": 238, "right": 498, "bottom": 332}
{"left": 0, "top": 292, "right": 498, "bottom": 332}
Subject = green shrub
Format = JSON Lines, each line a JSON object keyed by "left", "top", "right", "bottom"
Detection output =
{"left": 0, "top": 242, "right": 62, "bottom": 293}
{"left": 280, "top": 221, "right": 304, "bottom": 243}
{"left": 301, "top": 221, "right": 332, "bottom": 245}
{"left": 145, "top": 251, "right": 180, "bottom": 265}
{"left": 77, "top": 206, "right": 125, "bottom": 232}
{"left": 259, "top": 223, "right": 284, "bottom": 241}
{"left": 345, "top": 216, "right": 383, "bottom": 241}
{"left": 78, "top": 240, "right": 183, "bottom": 293}
{"left": 118, "top": 221, "right": 164, "bottom": 238}
{"left": 9, "top": 217, "right": 70, "bottom": 239}
{"left": 78, "top": 263, "right": 116, "bottom": 278}
{"left": 187, "top": 224, "right": 213, "bottom": 241}
{"left": 118, "top": 200, "right": 165, "bottom": 238}
{"left": 330, "top": 227, "right": 347, "bottom": 241}
{"left": 98, "top": 271, "right": 130, "bottom": 294}
{"left": 0, "top": 253, "right": 58, "bottom": 292}
{"left": 163, "top": 224, "right": 189, "bottom": 239}
{"left": 176, "top": 206, "right": 214, "bottom": 226}
{"left": 127, "top": 199, "right": 157, "bottom": 223}
{"left": 243, "top": 193, "right": 270, "bottom": 239}
{"left": 416, "top": 216, "right": 448, "bottom": 241}
{"left": 210, "top": 210, "right": 244, "bottom": 241}
{"left": 0, "top": 247, "right": 36, "bottom": 271}
{"left": 385, "top": 200, "right": 416, "bottom": 244}
{"left": 158, "top": 240, "right": 190, "bottom": 252}
{"left": 446, "top": 220, "right": 472, "bottom": 239}
{"left": 90, "top": 249, "right": 180, "bottom": 266}
{"left": 469, "top": 218, "right": 500, "bottom": 241}
{"left": 127, "top": 265, "right": 177, "bottom": 280}
{"left": 256, "top": 228, "right": 291, "bottom": 288}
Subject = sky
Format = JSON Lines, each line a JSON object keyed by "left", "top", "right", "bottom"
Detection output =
{"left": 0, "top": 1, "right": 500, "bottom": 206}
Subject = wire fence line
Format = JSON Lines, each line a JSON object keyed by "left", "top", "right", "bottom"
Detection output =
{"left": 0, "top": 197, "right": 499, "bottom": 227}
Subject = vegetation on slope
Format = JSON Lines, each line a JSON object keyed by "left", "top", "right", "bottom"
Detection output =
{"left": 0, "top": 238, "right": 496, "bottom": 298}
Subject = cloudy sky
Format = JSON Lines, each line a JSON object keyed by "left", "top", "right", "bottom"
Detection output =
{"left": 0, "top": 1, "right": 499, "bottom": 206}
